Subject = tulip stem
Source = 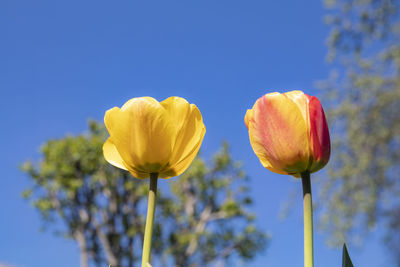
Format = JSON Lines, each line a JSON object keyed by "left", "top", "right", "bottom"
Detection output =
{"left": 141, "top": 173, "right": 158, "bottom": 267}
{"left": 301, "top": 171, "right": 314, "bottom": 267}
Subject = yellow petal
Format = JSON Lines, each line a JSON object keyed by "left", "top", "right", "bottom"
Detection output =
{"left": 284, "top": 90, "right": 309, "bottom": 123}
{"left": 161, "top": 98, "right": 206, "bottom": 172}
{"left": 103, "top": 138, "right": 128, "bottom": 170}
{"left": 247, "top": 93, "right": 310, "bottom": 174}
{"left": 102, "top": 138, "right": 149, "bottom": 179}
{"left": 160, "top": 97, "right": 191, "bottom": 134}
{"left": 244, "top": 109, "right": 253, "bottom": 129}
{"left": 161, "top": 126, "right": 206, "bottom": 178}
{"left": 104, "top": 97, "right": 175, "bottom": 173}
{"left": 125, "top": 165, "right": 151, "bottom": 179}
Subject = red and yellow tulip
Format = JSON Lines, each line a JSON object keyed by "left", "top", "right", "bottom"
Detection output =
{"left": 245, "top": 90, "right": 330, "bottom": 177}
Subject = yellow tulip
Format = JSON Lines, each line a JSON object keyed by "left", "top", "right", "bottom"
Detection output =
{"left": 103, "top": 96, "right": 206, "bottom": 179}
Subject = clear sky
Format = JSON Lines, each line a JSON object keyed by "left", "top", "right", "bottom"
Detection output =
{"left": 0, "top": 1, "right": 390, "bottom": 266}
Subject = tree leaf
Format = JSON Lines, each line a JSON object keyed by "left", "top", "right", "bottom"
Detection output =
{"left": 342, "top": 244, "right": 354, "bottom": 267}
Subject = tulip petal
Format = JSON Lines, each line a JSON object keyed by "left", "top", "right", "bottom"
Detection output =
{"left": 307, "top": 96, "right": 331, "bottom": 172}
{"left": 161, "top": 97, "right": 206, "bottom": 176}
{"left": 103, "top": 138, "right": 128, "bottom": 170}
{"left": 245, "top": 108, "right": 286, "bottom": 174}
{"left": 244, "top": 109, "right": 253, "bottom": 129}
{"left": 125, "top": 165, "right": 152, "bottom": 179}
{"left": 247, "top": 93, "right": 310, "bottom": 174}
{"left": 104, "top": 97, "right": 175, "bottom": 173}
{"left": 284, "top": 90, "right": 309, "bottom": 124}
{"left": 160, "top": 97, "right": 191, "bottom": 134}
{"left": 161, "top": 126, "right": 206, "bottom": 178}
{"left": 170, "top": 105, "right": 205, "bottom": 166}
{"left": 246, "top": 107, "right": 285, "bottom": 174}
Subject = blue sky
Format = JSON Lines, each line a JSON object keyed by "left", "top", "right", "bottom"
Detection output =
{"left": 0, "top": 1, "right": 390, "bottom": 266}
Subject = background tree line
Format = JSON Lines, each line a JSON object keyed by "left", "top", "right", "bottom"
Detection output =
{"left": 318, "top": 0, "right": 400, "bottom": 264}
{"left": 21, "top": 121, "right": 268, "bottom": 267}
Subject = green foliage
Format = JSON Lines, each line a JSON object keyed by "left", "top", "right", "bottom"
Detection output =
{"left": 342, "top": 244, "right": 354, "bottom": 267}
{"left": 22, "top": 121, "right": 268, "bottom": 267}
{"left": 22, "top": 120, "right": 151, "bottom": 266}
{"left": 319, "top": 0, "right": 400, "bottom": 262}
{"left": 161, "top": 143, "right": 268, "bottom": 266}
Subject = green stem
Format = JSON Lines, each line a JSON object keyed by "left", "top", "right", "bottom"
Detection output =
{"left": 141, "top": 173, "right": 158, "bottom": 267}
{"left": 301, "top": 171, "right": 314, "bottom": 267}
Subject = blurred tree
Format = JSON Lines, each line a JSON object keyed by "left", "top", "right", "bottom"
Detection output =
{"left": 318, "top": 0, "right": 400, "bottom": 261}
{"left": 22, "top": 121, "right": 268, "bottom": 267}
{"left": 160, "top": 143, "right": 267, "bottom": 267}
{"left": 21, "top": 121, "right": 152, "bottom": 267}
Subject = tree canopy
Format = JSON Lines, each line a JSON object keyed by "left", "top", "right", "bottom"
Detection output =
{"left": 22, "top": 121, "right": 268, "bottom": 267}
{"left": 319, "top": 0, "right": 400, "bottom": 262}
